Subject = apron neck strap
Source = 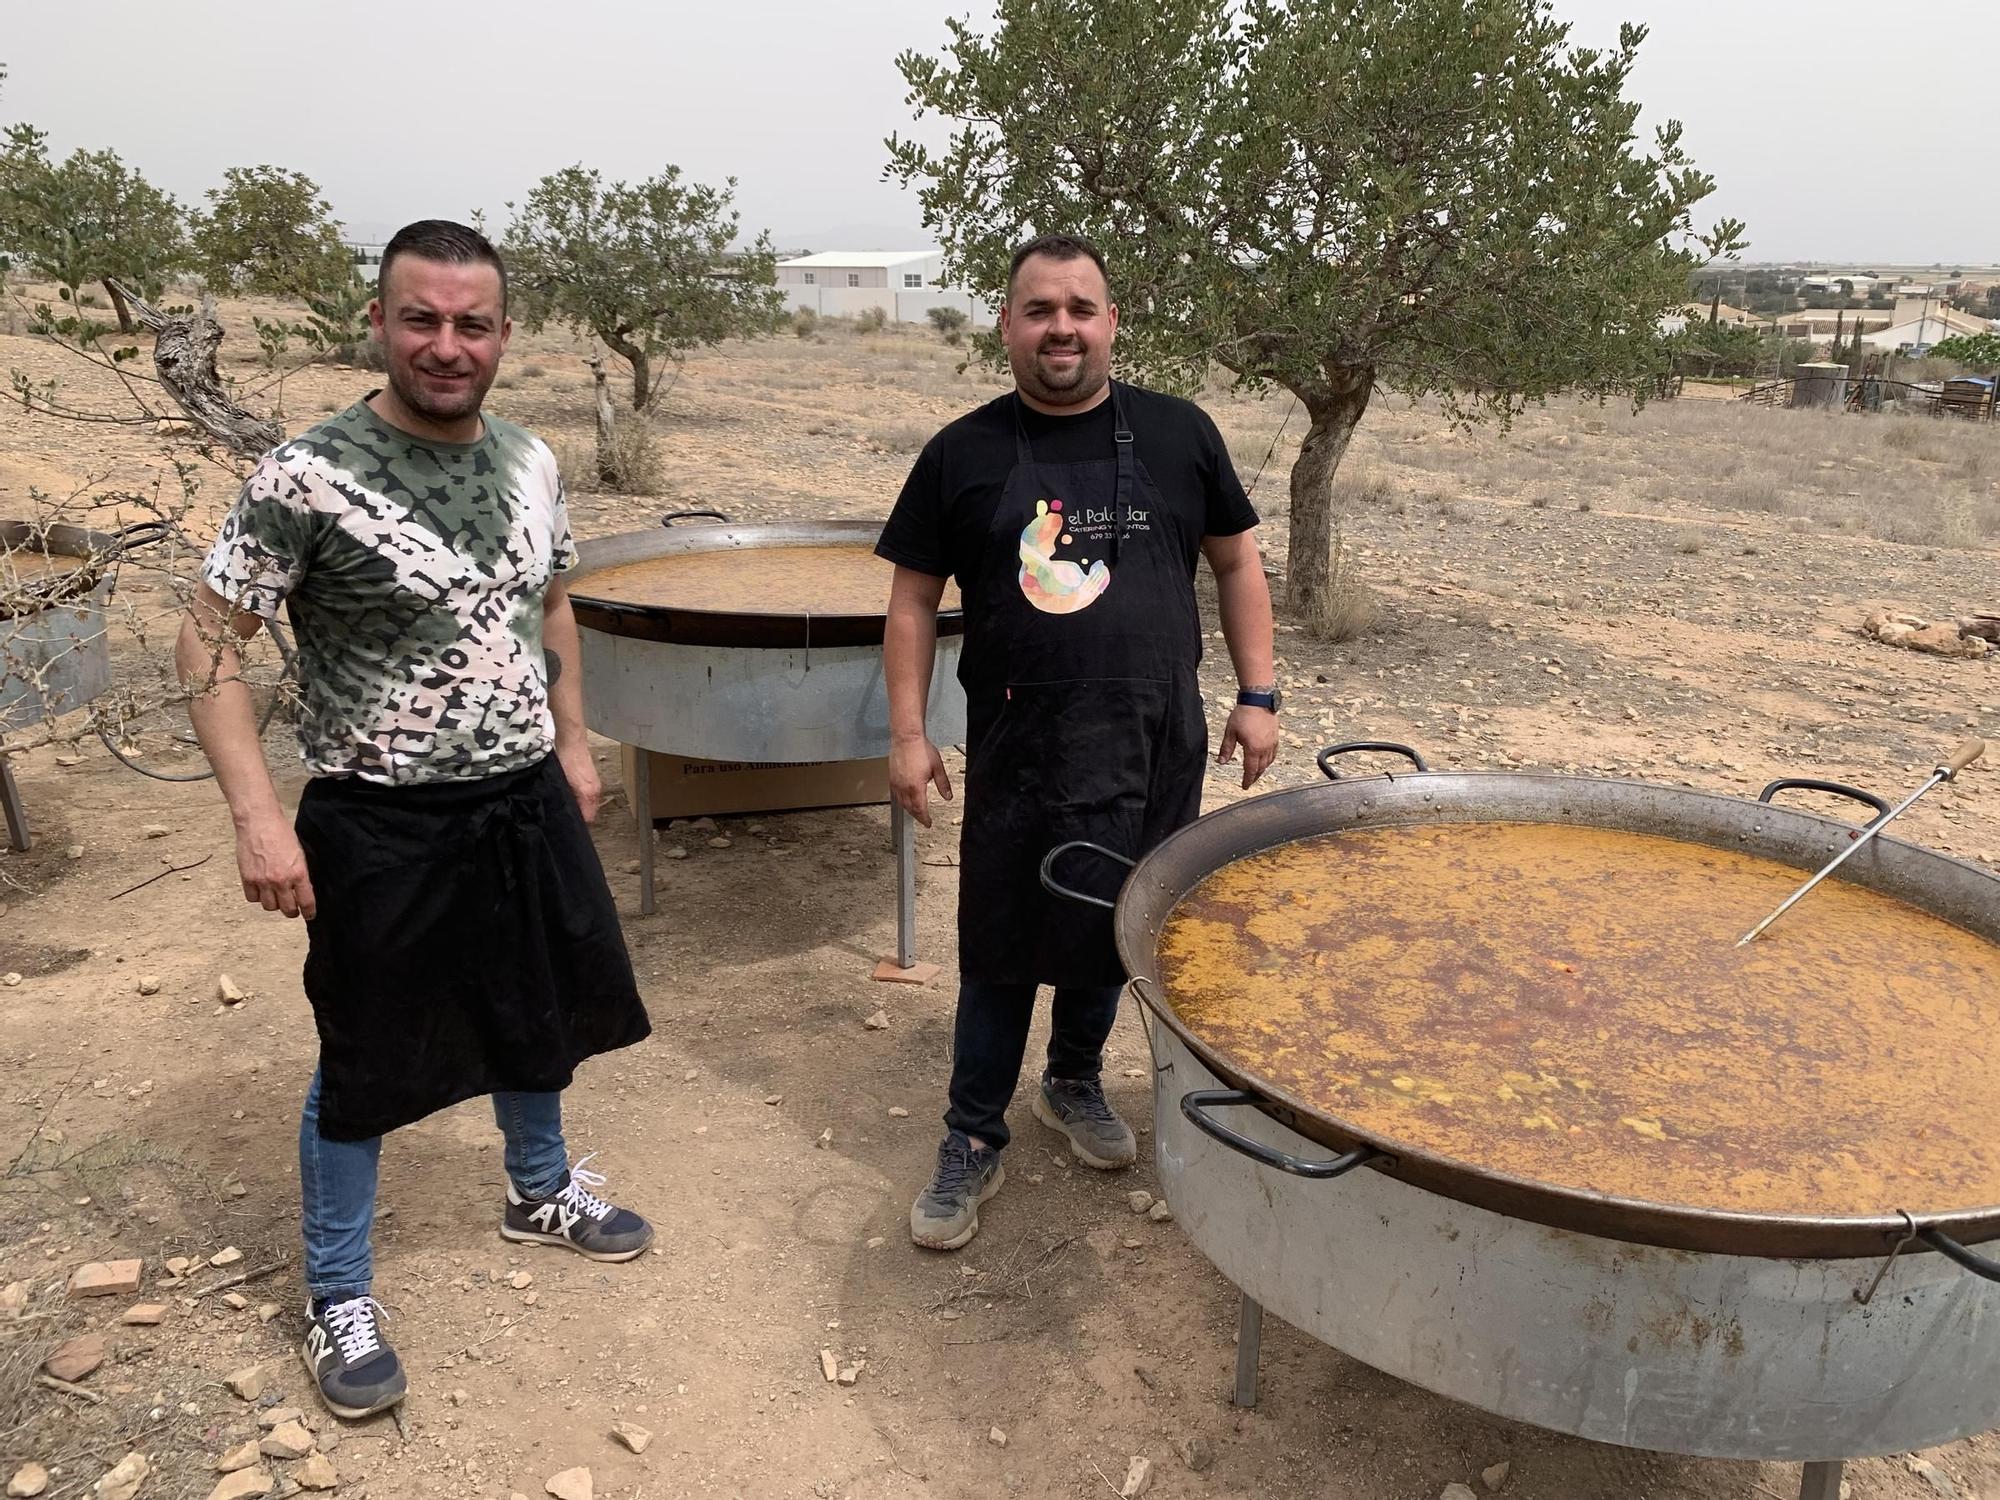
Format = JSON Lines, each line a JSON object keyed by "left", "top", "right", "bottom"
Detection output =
{"left": 1012, "top": 395, "right": 1035, "bottom": 467}
{"left": 1110, "top": 383, "right": 1133, "bottom": 568}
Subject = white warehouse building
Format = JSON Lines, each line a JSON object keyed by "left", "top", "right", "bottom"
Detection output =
{"left": 776, "top": 250, "right": 995, "bottom": 328}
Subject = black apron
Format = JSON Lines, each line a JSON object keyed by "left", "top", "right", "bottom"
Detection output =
{"left": 957, "top": 384, "right": 1208, "bottom": 987}
{"left": 295, "top": 754, "right": 651, "bottom": 1141}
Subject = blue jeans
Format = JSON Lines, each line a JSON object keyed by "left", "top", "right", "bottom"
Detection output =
{"left": 945, "top": 981, "right": 1122, "bottom": 1152}
{"left": 299, "top": 1068, "right": 571, "bottom": 1306}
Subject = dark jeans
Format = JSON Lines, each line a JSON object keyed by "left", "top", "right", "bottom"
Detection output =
{"left": 945, "top": 980, "right": 1122, "bottom": 1151}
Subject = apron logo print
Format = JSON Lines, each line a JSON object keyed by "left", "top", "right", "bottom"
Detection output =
{"left": 1017, "top": 499, "right": 1111, "bottom": 615}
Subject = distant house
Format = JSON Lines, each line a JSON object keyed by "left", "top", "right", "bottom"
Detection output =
{"left": 1773, "top": 307, "right": 1899, "bottom": 342}
{"left": 1800, "top": 272, "right": 1888, "bottom": 296}
{"left": 1858, "top": 299, "right": 1994, "bottom": 352}
{"left": 776, "top": 250, "right": 994, "bottom": 327}
{"left": 1660, "top": 302, "right": 1755, "bottom": 335}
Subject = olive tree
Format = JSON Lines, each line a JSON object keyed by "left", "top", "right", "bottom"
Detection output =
{"left": 887, "top": 0, "right": 1745, "bottom": 632}
{"left": 0, "top": 127, "right": 187, "bottom": 332}
{"left": 503, "top": 164, "right": 784, "bottom": 407}
{"left": 193, "top": 165, "right": 352, "bottom": 299}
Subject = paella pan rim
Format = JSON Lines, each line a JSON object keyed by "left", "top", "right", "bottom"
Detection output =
{"left": 1, "top": 520, "right": 116, "bottom": 617}
{"left": 1120, "top": 768, "right": 2000, "bottom": 1261}
{"left": 566, "top": 519, "right": 965, "bottom": 649}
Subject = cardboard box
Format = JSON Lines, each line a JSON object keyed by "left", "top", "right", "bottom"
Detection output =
{"left": 621, "top": 745, "right": 890, "bottom": 822}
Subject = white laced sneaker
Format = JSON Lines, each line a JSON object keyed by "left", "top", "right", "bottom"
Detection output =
{"left": 500, "top": 1154, "right": 654, "bottom": 1262}
{"left": 300, "top": 1295, "right": 406, "bottom": 1419}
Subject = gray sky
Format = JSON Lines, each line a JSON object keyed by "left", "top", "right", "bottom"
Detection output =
{"left": 5, "top": 1, "right": 1996, "bottom": 265}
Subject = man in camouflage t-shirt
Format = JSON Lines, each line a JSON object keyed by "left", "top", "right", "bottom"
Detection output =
{"left": 179, "top": 221, "right": 652, "bottom": 1422}
{"left": 204, "top": 399, "right": 578, "bottom": 782}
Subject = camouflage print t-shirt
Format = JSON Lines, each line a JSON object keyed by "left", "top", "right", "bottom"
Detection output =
{"left": 202, "top": 398, "right": 576, "bottom": 784}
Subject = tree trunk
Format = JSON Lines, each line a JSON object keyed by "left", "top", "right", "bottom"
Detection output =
{"left": 103, "top": 280, "right": 136, "bottom": 335}
{"left": 585, "top": 355, "right": 620, "bottom": 485}
{"left": 598, "top": 327, "right": 651, "bottom": 408}
{"left": 1282, "top": 370, "right": 1375, "bottom": 636}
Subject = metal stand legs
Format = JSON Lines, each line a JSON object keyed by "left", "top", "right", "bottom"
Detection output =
{"left": 633, "top": 749, "right": 655, "bottom": 917}
{"left": 891, "top": 798, "right": 916, "bottom": 968}
{"left": 0, "top": 759, "right": 28, "bottom": 852}
{"left": 1798, "top": 1461, "right": 1843, "bottom": 1500}
{"left": 1234, "top": 1292, "right": 1263, "bottom": 1408}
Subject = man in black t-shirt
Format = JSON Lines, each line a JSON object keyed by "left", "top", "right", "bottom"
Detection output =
{"left": 877, "top": 233, "right": 1280, "bottom": 1250}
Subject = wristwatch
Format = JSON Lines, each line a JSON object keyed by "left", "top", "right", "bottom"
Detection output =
{"left": 1236, "top": 684, "right": 1282, "bottom": 714}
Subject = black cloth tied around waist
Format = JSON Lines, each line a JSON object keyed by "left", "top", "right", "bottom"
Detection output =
{"left": 295, "top": 754, "right": 649, "bottom": 1141}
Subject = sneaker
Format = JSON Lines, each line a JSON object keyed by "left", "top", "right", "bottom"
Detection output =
{"left": 300, "top": 1295, "right": 406, "bottom": 1420}
{"left": 501, "top": 1155, "right": 654, "bottom": 1262}
{"left": 909, "top": 1131, "right": 1005, "bottom": 1251}
{"left": 1031, "top": 1072, "right": 1138, "bottom": 1169}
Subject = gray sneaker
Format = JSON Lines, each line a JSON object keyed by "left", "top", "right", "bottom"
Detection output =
{"left": 909, "top": 1131, "right": 1005, "bottom": 1251}
{"left": 501, "top": 1156, "right": 654, "bottom": 1262}
{"left": 1032, "top": 1073, "right": 1138, "bottom": 1169}
{"left": 301, "top": 1295, "right": 406, "bottom": 1420}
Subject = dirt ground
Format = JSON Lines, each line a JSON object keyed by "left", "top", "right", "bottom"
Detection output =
{"left": 0, "top": 288, "right": 1996, "bottom": 1500}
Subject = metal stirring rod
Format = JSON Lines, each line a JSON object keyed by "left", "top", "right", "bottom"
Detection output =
{"left": 1737, "top": 737, "right": 1986, "bottom": 947}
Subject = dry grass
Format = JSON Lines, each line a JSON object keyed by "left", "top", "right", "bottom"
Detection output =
{"left": 1339, "top": 392, "right": 2000, "bottom": 552}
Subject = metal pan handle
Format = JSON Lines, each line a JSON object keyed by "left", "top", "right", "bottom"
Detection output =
{"left": 1038, "top": 841, "right": 1135, "bottom": 910}
{"left": 1317, "top": 741, "right": 1431, "bottom": 781}
{"left": 1756, "top": 777, "right": 1891, "bottom": 824}
{"left": 1180, "top": 1089, "right": 1392, "bottom": 1180}
{"left": 660, "top": 510, "right": 732, "bottom": 526}
{"left": 1919, "top": 1228, "right": 2000, "bottom": 1283}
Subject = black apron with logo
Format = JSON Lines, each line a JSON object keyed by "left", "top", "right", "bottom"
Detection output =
{"left": 295, "top": 754, "right": 651, "bottom": 1141}
{"left": 957, "top": 384, "right": 1208, "bottom": 987}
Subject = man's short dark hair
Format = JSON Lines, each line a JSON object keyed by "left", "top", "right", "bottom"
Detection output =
{"left": 378, "top": 219, "right": 508, "bottom": 312}
{"left": 1007, "top": 233, "right": 1110, "bottom": 298}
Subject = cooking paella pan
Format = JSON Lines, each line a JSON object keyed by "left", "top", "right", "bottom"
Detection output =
{"left": 1047, "top": 741, "right": 2000, "bottom": 1263}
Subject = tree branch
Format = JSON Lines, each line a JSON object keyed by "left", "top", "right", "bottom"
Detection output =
{"left": 104, "top": 281, "right": 284, "bottom": 459}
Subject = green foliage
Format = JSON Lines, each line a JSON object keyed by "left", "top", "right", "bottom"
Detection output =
{"left": 1930, "top": 333, "right": 2000, "bottom": 371}
{"left": 503, "top": 163, "right": 785, "bottom": 407}
{"left": 193, "top": 165, "right": 351, "bottom": 298}
{"left": 0, "top": 124, "right": 187, "bottom": 331}
{"left": 248, "top": 266, "right": 380, "bottom": 372}
{"left": 890, "top": 1, "right": 1737, "bottom": 410}
{"left": 925, "top": 305, "right": 969, "bottom": 339}
{"left": 1665, "top": 322, "right": 1769, "bottom": 378}
{"left": 886, "top": 0, "right": 1743, "bottom": 628}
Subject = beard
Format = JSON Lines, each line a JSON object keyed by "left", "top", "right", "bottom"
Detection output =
{"left": 1013, "top": 338, "right": 1111, "bottom": 408}
{"left": 386, "top": 358, "right": 493, "bottom": 425}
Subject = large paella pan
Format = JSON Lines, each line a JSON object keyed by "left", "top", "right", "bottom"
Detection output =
{"left": 1045, "top": 741, "right": 2000, "bottom": 1484}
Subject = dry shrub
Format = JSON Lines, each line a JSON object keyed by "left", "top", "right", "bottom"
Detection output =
{"left": 792, "top": 308, "right": 820, "bottom": 339}
{"left": 1881, "top": 418, "right": 1923, "bottom": 451}
{"left": 869, "top": 421, "right": 932, "bottom": 455}
{"left": 1310, "top": 521, "right": 1378, "bottom": 643}
{"left": 855, "top": 306, "right": 888, "bottom": 335}
{"left": 1674, "top": 527, "right": 1706, "bottom": 554}
{"left": 555, "top": 415, "right": 665, "bottom": 496}
{"left": 1321, "top": 576, "right": 1379, "bottom": 642}
{"left": 522, "top": 363, "right": 549, "bottom": 379}
{"left": 1725, "top": 475, "right": 1787, "bottom": 512}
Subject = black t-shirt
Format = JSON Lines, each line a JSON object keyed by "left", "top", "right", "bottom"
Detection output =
{"left": 875, "top": 385, "right": 1258, "bottom": 585}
